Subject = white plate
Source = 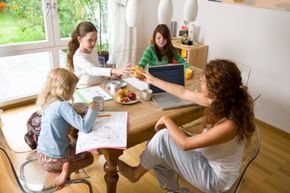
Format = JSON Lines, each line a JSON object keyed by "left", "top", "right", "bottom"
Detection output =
{"left": 108, "top": 80, "right": 127, "bottom": 88}
{"left": 115, "top": 95, "right": 140, "bottom": 105}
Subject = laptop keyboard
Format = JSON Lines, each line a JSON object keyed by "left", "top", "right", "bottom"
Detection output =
{"left": 152, "top": 93, "right": 194, "bottom": 110}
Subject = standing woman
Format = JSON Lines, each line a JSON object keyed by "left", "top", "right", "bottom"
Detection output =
{"left": 118, "top": 59, "right": 255, "bottom": 193}
{"left": 67, "top": 21, "right": 131, "bottom": 88}
{"left": 138, "top": 24, "right": 190, "bottom": 69}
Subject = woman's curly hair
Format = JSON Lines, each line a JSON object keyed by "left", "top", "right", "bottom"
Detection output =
{"left": 204, "top": 59, "right": 255, "bottom": 141}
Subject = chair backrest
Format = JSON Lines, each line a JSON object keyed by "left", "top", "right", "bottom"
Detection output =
{"left": 108, "top": 49, "right": 144, "bottom": 68}
{"left": 0, "top": 119, "right": 93, "bottom": 193}
{"left": 226, "top": 127, "right": 261, "bottom": 193}
{"left": 236, "top": 63, "right": 251, "bottom": 86}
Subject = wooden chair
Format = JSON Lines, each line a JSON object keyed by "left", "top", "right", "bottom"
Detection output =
{"left": 0, "top": 120, "right": 93, "bottom": 193}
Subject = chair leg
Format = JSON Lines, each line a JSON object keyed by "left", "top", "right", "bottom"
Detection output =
{"left": 66, "top": 179, "right": 93, "bottom": 193}
{"left": 234, "top": 176, "right": 246, "bottom": 193}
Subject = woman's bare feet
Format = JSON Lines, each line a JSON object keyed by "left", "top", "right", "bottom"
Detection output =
{"left": 117, "top": 159, "right": 148, "bottom": 183}
{"left": 55, "top": 162, "right": 71, "bottom": 190}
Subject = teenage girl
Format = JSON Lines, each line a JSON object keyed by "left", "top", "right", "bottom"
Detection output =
{"left": 67, "top": 21, "right": 132, "bottom": 88}
{"left": 139, "top": 24, "right": 190, "bottom": 69}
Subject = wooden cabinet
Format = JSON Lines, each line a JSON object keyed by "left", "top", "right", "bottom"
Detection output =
{"left": 171, "top": 39, "right": 208, "bottom": 69}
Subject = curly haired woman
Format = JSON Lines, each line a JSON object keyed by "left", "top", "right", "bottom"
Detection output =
{"left": 118, "top": 59, "right": 255, "bottom": 193}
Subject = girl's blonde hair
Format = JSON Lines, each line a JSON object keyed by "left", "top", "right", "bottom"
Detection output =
{"left": 37, "top": 68, "right": 79, "bottom": 110}
{"left": 67, "top": 21, "right": 97, "bottom": 71}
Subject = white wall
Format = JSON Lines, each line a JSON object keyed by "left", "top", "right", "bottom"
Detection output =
{"left": 140, "top": 0, "right": 290, "bottom": 133}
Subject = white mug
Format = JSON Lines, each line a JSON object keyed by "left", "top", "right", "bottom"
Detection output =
{"left": 141, "top": 89, "right": 153, "bottom": 101}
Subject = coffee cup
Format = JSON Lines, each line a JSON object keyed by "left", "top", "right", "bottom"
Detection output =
{"left": 93, "top": 96, "right": 104, "bottom": 111}
{"left": 141, "top": 89, "right": 153, "bottom": 101}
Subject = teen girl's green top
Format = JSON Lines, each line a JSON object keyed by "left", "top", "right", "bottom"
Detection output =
{"left": 139, "top": 45, "right": 190, "bottom": 69}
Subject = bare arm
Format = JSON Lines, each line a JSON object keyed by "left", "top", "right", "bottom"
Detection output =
{"left": 111, "top": 63, "right": 133, "bottom": 78}
{"left": 142, "top": 72, "right": 212, "bottom": 107}
{"left": 156, "top": 116, "right": 238, "bottom": 150}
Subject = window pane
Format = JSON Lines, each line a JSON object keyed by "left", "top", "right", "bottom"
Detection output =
{"left": 0, "top": 0, "right": 45, "bottom": 45}
{"left": 0, "top": 52, "right": 51, "bottom": 104}
{"left": 57, "top": 0, "right": 108, "bottom": 49}
{"left": 59, "top": 49, "right": 67, "bottom": 68}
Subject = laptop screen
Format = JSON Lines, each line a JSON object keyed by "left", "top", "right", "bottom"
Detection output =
{"left": 148, "top": 64, "right": 185, "bottom": 93}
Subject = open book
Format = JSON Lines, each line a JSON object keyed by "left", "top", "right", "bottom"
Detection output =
{"left": 74, "top": 86, "right": 112, "bottom": 104}
{"left": 76, "top": 111, "right": 128, "bottom": 154}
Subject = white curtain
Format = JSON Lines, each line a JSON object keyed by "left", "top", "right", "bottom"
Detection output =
{"left": 107, "top": 0, "right": 143, "bottom": 68}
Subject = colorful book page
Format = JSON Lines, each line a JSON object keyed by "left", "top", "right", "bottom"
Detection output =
{"left": 76, "top": 111, "right": 128, "bottom": 153}
{"left": 75, "top": 86, "right": 112, "bottom": 104}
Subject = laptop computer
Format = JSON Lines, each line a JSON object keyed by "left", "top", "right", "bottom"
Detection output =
{"left": 147, "top": 64, "right": 194, "bottom": 110}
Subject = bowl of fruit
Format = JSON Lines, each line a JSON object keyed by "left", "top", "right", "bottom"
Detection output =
{"left": 115, "top": 88, "right": 139, "bottom": 104}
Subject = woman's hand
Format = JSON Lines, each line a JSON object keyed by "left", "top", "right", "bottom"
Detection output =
{"left": 140, "top": 71, "right": 155, "bottom": 84}
{"left": 154, "top": 116, "right": 167, "bottom": 131}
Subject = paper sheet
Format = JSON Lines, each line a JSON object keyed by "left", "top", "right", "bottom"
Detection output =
{"left": 76, "top": 112, "right": 128, "bottom": 153}
{"left": 124, "top": 77, "right": 149, "bottom": 91}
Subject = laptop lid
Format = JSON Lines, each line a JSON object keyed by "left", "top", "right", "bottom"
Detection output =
{"left": 147, "top": 64, "right": 185, "bottom": 94}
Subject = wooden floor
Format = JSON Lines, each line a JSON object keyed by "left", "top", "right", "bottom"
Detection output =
{"left": 1, "top": 104, "right": 290, "bottom": 193}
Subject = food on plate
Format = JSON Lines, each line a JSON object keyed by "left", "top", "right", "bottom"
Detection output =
{"left": 116, "top": 88, "right": 137, "bottom": 103}
{"left": 127, "top": 92, "right": 137, "bottom": 100}
{"left": 121, "top": 97, "right": 129, "bottom": 103}
{"left": 131, "top": 66, "right": 145, "bottom": 79}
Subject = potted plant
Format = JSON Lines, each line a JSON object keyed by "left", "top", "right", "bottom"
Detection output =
{"left": 96, "top": 0, "right": 109, "bottom": 62}
{"left": 81, "top": 0, "right": 109, "bottom": 62}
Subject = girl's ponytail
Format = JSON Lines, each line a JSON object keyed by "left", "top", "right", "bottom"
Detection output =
{"left": 67, "top": 30, "right": 79, "bottom": 71}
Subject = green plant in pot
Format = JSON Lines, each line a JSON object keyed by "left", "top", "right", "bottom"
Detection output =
{"left": 96, "top": 0, "right": 109, "bottom": 63}
{"left": 97, "top": 42, "right": 109, "bottom": 63}
{"left": 81, "top": 0, "right": 109, "bottom": 63}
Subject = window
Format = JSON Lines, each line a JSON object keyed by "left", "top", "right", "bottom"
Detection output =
{"left": 0, "top": 0, "right": 108, "bottom": 107}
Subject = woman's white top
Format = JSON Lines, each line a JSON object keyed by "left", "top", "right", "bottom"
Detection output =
{"left": 200, "top": 128, "right": 244, "bottom": 192}
{"left": 73, "top": 49, "right": 111, "bottom": 88}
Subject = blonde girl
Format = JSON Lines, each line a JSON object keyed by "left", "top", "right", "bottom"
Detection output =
{"left": 67, "top": 21, "right": 131, "bottom": 88}
{"left": 37, "top": 68, "right": 98, "bottom": 189}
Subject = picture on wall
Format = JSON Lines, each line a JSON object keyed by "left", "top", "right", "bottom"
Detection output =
{"left": 208, "top": 0, "right": 290, "bottom": 12}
